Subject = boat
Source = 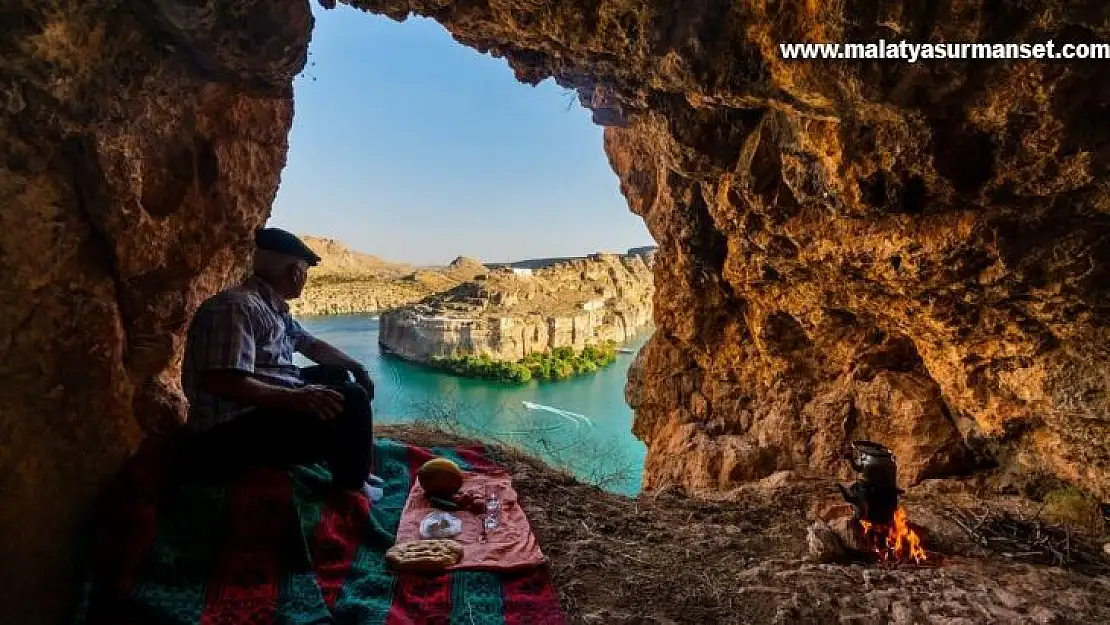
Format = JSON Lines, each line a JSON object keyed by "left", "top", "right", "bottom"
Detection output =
{"left": 616, "top": 347, "right": 636, "bottom": 354}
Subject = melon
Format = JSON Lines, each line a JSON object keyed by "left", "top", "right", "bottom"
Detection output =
{"left": 417, "top": 458, "right": 464, "bottom": 497}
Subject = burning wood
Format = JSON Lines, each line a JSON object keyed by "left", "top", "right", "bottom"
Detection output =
{"left": 860, "top": 507, "right": 927, "bottom": 564}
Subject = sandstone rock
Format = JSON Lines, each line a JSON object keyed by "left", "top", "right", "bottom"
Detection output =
{"left": 757, "top": 470, "right": 805, "bottom": 492}
{"left": 289, "top": 282, "right": 430, "bottom": 316}
{"left": 889, "top": 603, "right": 918, "bottom": 625}
{"left": 993, "top": 589, "right": 1024, "bottom": 610}
{"left": 0, "top": 2, "right": 310, "bottom": 622}
{"left": 806, "top": 520, "right": 845, "bottom": 563}
{"left": 852, "top": 371, "right": 971, "bottom": 486}
{"left": 1030, "top": 606, "right": 1062, "bottom": 625}
{"left": 449, "top": 256, "right": 486, "bottom": 271}
{"left": 829, "top": 516, "right": 869, "bottom": 554}
{"left": 807, "top": 516, "right": 872, "bottom": 564}
{"left": 378, "top": 253, "right": 653, "bottom": 362}
{"left": 811, "top": 498, "right": 855, "bottom": 523}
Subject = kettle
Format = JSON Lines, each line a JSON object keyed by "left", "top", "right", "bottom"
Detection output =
{"left": 847, "top": 440, "right": 898, "bottom": 487}
{"left": 838, "top": 440, "right": 903, "bottom": 526}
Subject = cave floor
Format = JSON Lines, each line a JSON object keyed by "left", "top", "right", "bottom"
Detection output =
{"left": 386, "top": 427, "right": 1110, "bottom": 624}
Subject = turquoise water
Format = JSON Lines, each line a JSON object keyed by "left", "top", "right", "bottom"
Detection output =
{"left": 294, "top": 314, "right": 649, "bottom": 494}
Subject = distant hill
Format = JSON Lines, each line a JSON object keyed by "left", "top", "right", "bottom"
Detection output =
{"left": 289, "top": 237, "right": 654, "bottom": 316}
{"left": 486, "top": 256, "right": 583, "bottom": 271}
{"left": 289, "top": 237, "right": 485, "bottom": 316}
{"left": 300, "top": 236, "right": 413, "bottom": 279}
{"left": 379, "top": 252, "right": 655, "bottom": 365}
{"left": 486, "top": 246, "right": 657, "bottom": 271}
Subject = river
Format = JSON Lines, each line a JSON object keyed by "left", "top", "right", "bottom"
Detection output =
{"left": 294, "top": 314, "right": 649, "bottom": 494}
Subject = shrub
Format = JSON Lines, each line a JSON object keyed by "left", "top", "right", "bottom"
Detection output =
{"left": 1042, "top": 486, "right": 1106, "bottom": 534}
{"left": 431, "top": 340, "right": 620, "bottom": 384}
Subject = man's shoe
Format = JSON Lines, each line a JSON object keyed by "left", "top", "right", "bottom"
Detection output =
{"left": 361, "top": 483, "right": 383, "bottom": 503}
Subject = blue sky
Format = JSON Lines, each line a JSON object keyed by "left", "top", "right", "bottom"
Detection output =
{"left": 269, "top": 4, "right": 654, "bottom": 266}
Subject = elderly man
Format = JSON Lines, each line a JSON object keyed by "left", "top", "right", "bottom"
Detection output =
{"left": 181, "top": 227, "right": 384, "bottom": 501}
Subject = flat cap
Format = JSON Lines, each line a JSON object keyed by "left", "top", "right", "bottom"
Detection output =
{"left": 254, "top": 227, "right": 321, "bottom": 266}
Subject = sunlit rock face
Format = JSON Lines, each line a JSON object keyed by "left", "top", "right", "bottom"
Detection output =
{"left": 377, "top": 253, "right": 654, "bottom": 362}
{"left": 2, "top": 0, "right": 1109, "bottom": 622}
{"left": 0, "top": 2, "right": 311, "bottom": 622}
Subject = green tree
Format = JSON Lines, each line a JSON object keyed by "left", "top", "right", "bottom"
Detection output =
{"left": 431, "top": 340, "right": 624, "bottom": 384}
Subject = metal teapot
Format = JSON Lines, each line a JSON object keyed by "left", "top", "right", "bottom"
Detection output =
{"left": 838, "top": 440, "right": 903, "bottom": 526}
{"left": 847, "top": 440, "right": 898, "bottom": 487}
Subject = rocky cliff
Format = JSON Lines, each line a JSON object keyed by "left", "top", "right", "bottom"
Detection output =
{"left": 378, "top": 253, "right": 653, "bottom": 362}
{"left": 1, "top": 2, "right": 312, "bottom": 621}
{"left": 4, "top": 1, "right": 1110, "bottom": 622}
{"left": 287, "top": 237, "right": 486, "bottom": 315}
{"left": 289, "top": 276, "right": 432, "bottom": 315}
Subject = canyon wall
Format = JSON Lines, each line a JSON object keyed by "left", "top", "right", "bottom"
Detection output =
{"left": 3, "top": 0, "right": 1110, "bottom": 622}
{"left": 378, "top": 253, "right": 653, "bottom": 362}
{"left": 0, "top": 1, "right": 312, "bottom": 622}
{"left": 289, "top": 282, "right": 430, "bottom": 315}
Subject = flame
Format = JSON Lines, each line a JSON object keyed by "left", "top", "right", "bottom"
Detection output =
{"left": 858, "top": 507, "right": 927, "bottom": 564}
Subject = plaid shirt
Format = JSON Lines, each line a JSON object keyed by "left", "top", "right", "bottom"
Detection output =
{"left": 182, "top": 276, "right": 315, "bottom": 432}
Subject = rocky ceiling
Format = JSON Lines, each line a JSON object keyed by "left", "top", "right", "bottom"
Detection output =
{"left": 2, "top": 0, "right": 1109, "bottom": 622}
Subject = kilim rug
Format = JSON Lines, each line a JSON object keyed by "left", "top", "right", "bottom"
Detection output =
{"left": 68, "top": 438, "right": 566, "bottom": 625}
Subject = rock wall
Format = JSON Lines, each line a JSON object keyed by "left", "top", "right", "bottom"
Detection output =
{"left": 4, "top": 0, "right": 1110, "bottom": 622}
{"left": 378, "top": 253, "right": 653, "bottom": 362}
{"left": 289, "top": 282, "right": 428, "bottom": 315}
{"left": 0, "top": 1, "right": 311, "bottom": 622}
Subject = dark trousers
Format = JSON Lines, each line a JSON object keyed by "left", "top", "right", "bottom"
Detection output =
{"left": 184, "top": 365, "right": 373, "bottom": 491}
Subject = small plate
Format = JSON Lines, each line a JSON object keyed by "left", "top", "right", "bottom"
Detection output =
{"left": 420, "top": 511, "right": 463, "bottom": 539}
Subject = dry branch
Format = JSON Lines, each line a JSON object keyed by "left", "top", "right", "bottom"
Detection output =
{"left": 944, "top": 507, "right": 1110, "bottom": 576}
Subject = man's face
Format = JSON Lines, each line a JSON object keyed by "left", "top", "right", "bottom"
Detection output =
{"left": 288, "top": 260, "right": 309, "bottom": 298}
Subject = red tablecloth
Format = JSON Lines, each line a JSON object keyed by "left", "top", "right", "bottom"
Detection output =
{"left": 395, "top": 470, "right": 547, "bottom": 572}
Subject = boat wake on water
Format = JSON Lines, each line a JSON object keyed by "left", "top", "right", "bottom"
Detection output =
{"left": 522, "top": 401, "right": 595, "bottom": 427}
{"left": 377, "top": 359, "right": 403, "bottom": 387}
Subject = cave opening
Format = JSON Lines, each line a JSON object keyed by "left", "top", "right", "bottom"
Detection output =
{"left": 272, "top": 6, "right": 654, "bottom": 267}
{"left": 268, "top": 5, "right": 656, "bottom": 495}
{"left": 6, "top": 1, "right": 1110, "bottom": 622}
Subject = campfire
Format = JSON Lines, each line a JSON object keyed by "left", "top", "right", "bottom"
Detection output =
{"left": 835, "top": 440, "right": 928, "bottom": 565}
{"left": 809, "top": 440, "right": 1110, "bottom": 573}
{"left": 859, "top": 507, "right": 927, "bottom": 564}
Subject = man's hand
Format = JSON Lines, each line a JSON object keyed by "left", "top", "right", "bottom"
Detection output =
{"left": 351, "top": 365, "right": 375, "bottom": 401}
{"left": 287, "top": 385, "right": 345, "bottom": 420}
{"left": 297, "top": 336, "right": 374, "bottom": 401}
